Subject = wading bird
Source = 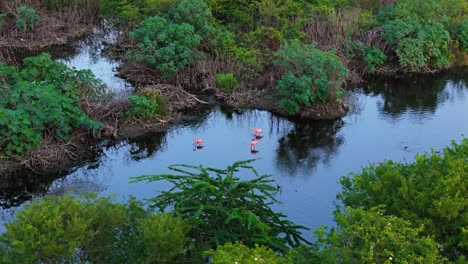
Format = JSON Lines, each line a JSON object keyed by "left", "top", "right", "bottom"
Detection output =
{"left": 250, "top": 140, "right": 259, "bottom": 151}
{"left": 193, "top": 138, "right": 204, "bottom": 146}
{"left": 252, "top": 128, "right": 264, "bottom": 136}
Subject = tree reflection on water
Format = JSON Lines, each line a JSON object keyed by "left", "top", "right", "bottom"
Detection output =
{"left": 275, "top": 119, "right": 344, "bottom": 176}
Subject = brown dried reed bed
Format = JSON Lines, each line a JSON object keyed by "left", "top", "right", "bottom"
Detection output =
{"left": 0, "top": 0, "right": 99, "bottom": 50}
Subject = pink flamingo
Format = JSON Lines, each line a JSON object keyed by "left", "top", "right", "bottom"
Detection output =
{"left": 252, "top": 128, "right": 264, "bottom": 136}
{"left": 193, "top": 138, "right": 204, "bottom": 146}
{"left": 250, "top": 140, "right": 259, "bottom": 151}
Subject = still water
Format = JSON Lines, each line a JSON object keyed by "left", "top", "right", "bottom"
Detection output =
{"left": 1, "top": 69, "right": 467, "bottom": 236}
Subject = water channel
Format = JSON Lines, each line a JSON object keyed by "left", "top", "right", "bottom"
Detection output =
{"left": 1, "top": 26, "right": 467, "bottom": 236}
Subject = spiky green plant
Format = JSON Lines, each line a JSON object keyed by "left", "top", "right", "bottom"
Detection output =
{"left": 131, "top": 159, "right": 309, "bottom": 253}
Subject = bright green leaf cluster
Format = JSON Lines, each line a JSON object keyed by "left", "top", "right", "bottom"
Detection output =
{"left": 215, "top": 73, "right": 238, "bottom": 92}
{"left": 0, "top": 53, "right": 104, "bottom": 156}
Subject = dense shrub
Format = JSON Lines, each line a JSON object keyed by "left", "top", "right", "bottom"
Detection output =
{"left": 169, "top": 0, "right": 212, "bottom": 37}
{"left": 124, "top": 86, "right": 166, "bottom": 120}
{"left": 347, "top": 40, "right": 387, "bottom": 73}
{"left": 0, "top": 195, "right": 190, "bottom": 263}
{"left": 379, "top": 0, "right": 452, "bottom": 71}
{"left": 313, "top": 207, "right": 445, "bottom": 263}
{"left": 337, "top": 138, "right": 468, "bottom": 261}
{"left": 215, "top": 73, "right": 238, "bottom": 92}
{"left": 274, "top": 39, "right": 348, "bottom": 114}
{"left": 15, "top": 5, "right": 41, "bottom": 32}
{"left": 205, "top": 242, "right": 282, "bottom": 264}
{"left": 0, "top": 53, "right": 103, "bottom": 156}
{"left": 131, "top": 160, "right": 309, "bottom": 254}
{"left": 128, "top": 16, "right": 201, "bottom": 77}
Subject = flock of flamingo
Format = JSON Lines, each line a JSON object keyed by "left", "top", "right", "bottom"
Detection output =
{"left": 193, "top": 128, "right": 264, "bottom": 153}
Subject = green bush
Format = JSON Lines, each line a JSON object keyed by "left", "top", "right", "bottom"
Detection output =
{"left": 169, "top": 0, "right": 212, "bottom": 37}
{"left": 124, "top": 91, "right": 165, "bottom": 120}
{"left": 274, "top": 39, "right": 348, "bottom": 114}
{"left": 131, "top": 160, "right": 309, "bottom": 254}
{"left": 128, "top": 16, "right": 201, "bottom": 77}
{"left": 205, "top": 242, "right": 282, "bottom": 264}
{"left": 15, "top": 5, "right": 41, "bottom": 32}
{"left": 313, "top": 207, "right": 446, "bottom": 263}
{"left": 0, "top": 53, "right": 103, "bottom": 156}
{"left": 379, "top": 0, "right": 452, "bottom": 71}
{"left": 456, "top": 20, "right": 468, "bottom": 52}
{"left": 139, "top": 213, "right": 190, "bottom": 263}
{"left": 347, "top": 40, "right": 387, "bottom": 73}
{"left": 0, "top": 195, "right": 190, "bottom": 263}
{"left": 215, "top": 73, "right": 238, "bottom": 92}
{"left": 0, "top": 194, "right": 126, "bottom": 263}
{"left": 337, "top": 138, "right": 468, "bottom": 261}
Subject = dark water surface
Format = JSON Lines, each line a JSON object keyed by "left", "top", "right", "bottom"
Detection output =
{"left": 1, "top": 26, "right": 467, "bottom": 235}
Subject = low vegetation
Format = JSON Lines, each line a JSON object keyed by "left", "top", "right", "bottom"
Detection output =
{"left": 0, "top": 53, "right": 104, "bottom": 156}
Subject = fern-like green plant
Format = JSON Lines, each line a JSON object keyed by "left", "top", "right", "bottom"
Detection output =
{"left": 131, "top": 159, "right": 309, "bottom": 254}
{"left": 15, "top": 6, "right": 41, "bottom": 32}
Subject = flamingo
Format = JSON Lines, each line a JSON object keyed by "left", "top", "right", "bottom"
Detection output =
{"left": 252, "top": 128, "right": 264, "bottom": 136}
{"left": 250, "top": 140, "right": 259, "bottom": 151}
{"left": 193, "top": 138, "right": 204, "bottom": 146}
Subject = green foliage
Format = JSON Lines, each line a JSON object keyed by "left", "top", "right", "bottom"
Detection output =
{"left": 124, "top": 88, "right": 166, "bottom": 120}
{"left": 131, "top": 159, "right": 309, "bottom": 254}
{"left": 169, "top": 0, "right": 212, "bottom": 37}
{"left": 347, "top": 40, "right": 386, "bottom": 73}
{"left": 313, "top": 207, "right": 446, "bottom": 263}
{"left": 128, "top": 16, "right": 201, "bottom": 77}
{"left": 274, "top": 39, "right": 348, "bottom": 114}
{"left": 0, "top": 195, "right": 190, "bottom": 263}
{"left": 456, "top": 20, "right": 468, "bottom": 52}
{"left": 205, "top": 242, "right": 282, "bottom": 264}
{"left": 215, "top": 73, "right": 238, "bottom": 92}
{"left": 100, "top": 0, "right": 178, "bottom": 24}
{"left": 15, "top": 5, "right": 41, "bottom": 32}
{"left": 0, "top": 53, "right": 103, "bottom": 156}
{"left": 337, "top": 138, "right": 468, "bottom": 261}
{"left": 0, "top": 194, "right": 126, "bottom": 263}
{"left": 379, "top": 0, "right": 452, "bottom": 71}
{"left": 139, "top": 213, "right": 191, "bottom": 263}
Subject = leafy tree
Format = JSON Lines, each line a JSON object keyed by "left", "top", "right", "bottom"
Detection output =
{"left": 131, "top": 159, "right": 309, "bottom": 254}
{"left": 0, "top": 194, "right": 126, "bottom": 263}
{"left": 128, "top": 16, "right": 202, "bottom": 77}
{"left": 0, "top": 53, "right": 103, "bottom": 156}
{"left": 0, "top": 195, "right": 190, "bottom": 263}
{"left": 274, "top": 39, "right": 348, "bottom": 114}
{"left": 337, "top": 138, "right": 468, "bottom": 261}
{"left": 313, "top": 207, "right": 446, "bottom": 263}
{"left": 15, "top": 5, "right": 41, "bottom": 32}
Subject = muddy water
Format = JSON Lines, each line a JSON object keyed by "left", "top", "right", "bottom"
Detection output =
{"left": 1, "top": 28, "right": 467, "bottom": 236}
